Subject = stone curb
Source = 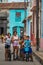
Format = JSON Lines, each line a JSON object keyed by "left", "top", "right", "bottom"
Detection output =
{"left": 33, "top": 51, "right": 43, "bottom": 65}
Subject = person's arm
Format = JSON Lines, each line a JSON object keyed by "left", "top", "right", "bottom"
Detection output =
{"left": 3, "top": 36, "right": 7, "bottom": 43}
{"left": 29, "top": 40, "right": 32, "bottom": 47}
{"left": 19, "top": 38, "right": 21, "bottom": 45}
{"left": 24, "top": 40, "right": 26, "bottom": 47}
{"left": 11, "top": 36, "right": 14, "bottom": 43}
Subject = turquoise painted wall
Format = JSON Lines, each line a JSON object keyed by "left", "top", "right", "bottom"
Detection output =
{"left": 9, "top": 9, "right": 26, "bottom": 36}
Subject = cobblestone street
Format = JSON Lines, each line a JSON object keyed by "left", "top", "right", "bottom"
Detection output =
{"left": 0, "top": 0, "right": 43, "bottom": 65}
{"left": 0, "top": 43, "right": 41, "bottom": 65}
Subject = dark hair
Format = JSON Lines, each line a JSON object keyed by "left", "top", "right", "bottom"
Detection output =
{"left": 13, "top": 31, "right": 17, "bottom": 35}
{"left": 26, "top": 36, "right": 29, "bottom": 38}
{"left": 20, "top": 36, "right": 24, "bottom": 40}
{"left": 7, "top": 33, "right": 11, "bottom": 36}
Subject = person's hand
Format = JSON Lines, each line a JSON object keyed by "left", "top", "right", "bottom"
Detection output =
{"left": 11, "top": 37, "right": 14, "bottom": 43}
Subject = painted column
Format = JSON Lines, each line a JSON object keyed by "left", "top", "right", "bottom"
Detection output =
{"left": 40, "top": 0, "right": 43, "bottom": 49}
{"left": 26, "top": 19, "right": 31, "bottom": 36}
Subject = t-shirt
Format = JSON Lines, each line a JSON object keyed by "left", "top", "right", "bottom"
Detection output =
{"left": 13, "top": 35, "right": 18, "bottom": 40}
{"left": 24, "top": 40, "right": 31, "bottom": 52}
{"left": 5, "top": 37, "right": 11, "bottom": 46}
{"left": 24, "top": 40, "right": 31, "bottom": 47}
{"left": 12, "top": 35, "right": 20, "bottom": 47}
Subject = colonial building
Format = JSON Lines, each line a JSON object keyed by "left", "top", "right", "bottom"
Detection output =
{"left": 31, "top": 0, "right": 41, "bottom": 46}
{"left": 0, "top": 10, "right": 9, "bottom": 35}
{"left": 23, "top": 1, "right": 32, "bottom": 37}
{"left": 0, "top": 0, "right": 8, "bottom": 35}
{"left": 0, "top": 2, "right": 28, "bottom": 36}
{"left": 40, "top": 0, "right": 43, "bottom": 49}
{"left": 23, "top": 0, "right": 41, "bottom": 46}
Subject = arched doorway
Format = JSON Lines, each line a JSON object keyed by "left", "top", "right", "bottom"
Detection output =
{"left": 0, "top": 27, "right": 4, "bottom": 35}
{"left": 13, "top": 26, "right": 17, "bottom": 34}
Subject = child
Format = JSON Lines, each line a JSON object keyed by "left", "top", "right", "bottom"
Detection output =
{"left": 5, "top": 33, "right": 11, "bottom": 61}
{"left": 24, "top": 35, "right": 33, "bottom": 61}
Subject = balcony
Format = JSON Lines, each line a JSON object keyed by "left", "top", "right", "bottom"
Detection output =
{"left": 0, "top": 10, "right": 9, "bottom": 17}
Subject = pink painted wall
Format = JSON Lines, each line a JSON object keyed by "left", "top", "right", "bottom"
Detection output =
{"left": 40, "top": 38, "right": 43, "bottom": 49}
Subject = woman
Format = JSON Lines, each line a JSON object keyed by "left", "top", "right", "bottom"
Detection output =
{"left": 5, "top": 33, "right": 11, "bottom": 61}
{"left": 11, "top": 31, "right": 19, "bottom": 60}
{"left": 19, "top": 36, "right": 24, "bottom": 60}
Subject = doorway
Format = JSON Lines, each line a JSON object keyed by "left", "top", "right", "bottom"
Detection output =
{"left": 0, "top": 27, "right": 4, "bottom": 35}
{"left": 13, "top": 27, "right": 17, "bottom": 34}
{"left": 20, "top": 27, "right": 24, "bottom": 36}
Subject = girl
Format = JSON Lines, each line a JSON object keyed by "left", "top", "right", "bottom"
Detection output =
{"left": 5, "top": 33, "right": 11, "bottom": 61}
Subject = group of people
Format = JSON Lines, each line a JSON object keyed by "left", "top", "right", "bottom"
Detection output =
{"left": 4, "top": 31, "right": 33, "bottom": 61}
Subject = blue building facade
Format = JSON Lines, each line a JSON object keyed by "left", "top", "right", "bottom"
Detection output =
{"left": 8, "top": 9, "right": 26, "bottom": 36}
{"left": 24, "top": 3, "right": 32, "bottom": 37}
{"left": 0, "top": 2, "right": 31, "bottom": 36}
{"left": 41, "top": 0, "right": 43, "bottom": 38}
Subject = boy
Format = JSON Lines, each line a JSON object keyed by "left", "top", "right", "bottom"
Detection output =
{"left": 24, "top": 35, "right": 33, "bottom": 61}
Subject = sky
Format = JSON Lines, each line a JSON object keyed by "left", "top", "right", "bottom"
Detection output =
{"left": 8, "top": 0, "right": 30, "bottom": 2}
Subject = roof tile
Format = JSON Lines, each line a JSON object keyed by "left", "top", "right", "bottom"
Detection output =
{"left": 0, "top": 2, "right": 29, "bottom": 9}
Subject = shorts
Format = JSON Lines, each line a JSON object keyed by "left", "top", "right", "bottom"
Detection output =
{"left": 13, "top": 41, "right": 19, "bottom": 47}
{"left": 29, "top": 47, "right": 32, "bottom": 54}
{"left": 5, "top": 45, "right": 10, "bottom": 49}
{"left": 20, "top": 48, "right": 24, "bottom": 53}
{"left": 24, "top": 47, "right": 32, "bottom": 54}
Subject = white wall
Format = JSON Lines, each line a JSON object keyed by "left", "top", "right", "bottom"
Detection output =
{"left": 26, "top": 19, "right": 31, "bottom": 36}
